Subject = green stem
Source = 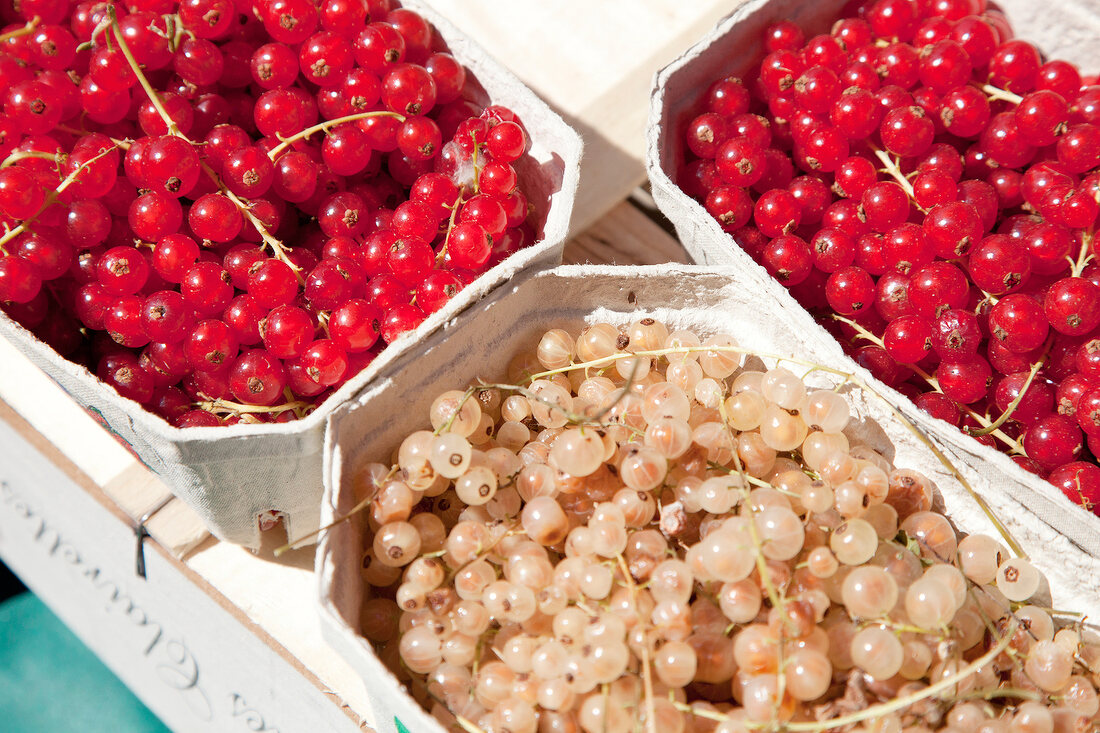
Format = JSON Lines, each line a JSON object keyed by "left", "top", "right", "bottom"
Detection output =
{"left": 266, "top": 110, "right": 405, "bottom": 160}
{"left": 871, "top": 144, "right": 924, "bottom": 213}
{"left": 108, "top": 7, "right": 181, "bottom": 137}
{"left": 966, "top": 359, "right": 1044, "bottom": 437}
{"left": 0, "top": 150, "right": 59, "bottom": 168}
{"left": 435, "top": 191, "right": 467, "bottom": 264}
{"left": 0, "top": 16, "right": 40, "bottom": 44}
{"left": 0, "top": 143, "right": 120, "bottom": 250}
{"left": 981, "top": 83, "right": 1024, "bottom": 105}
{"left": 1070, "top": 229, "right": 1095, "bottom": 278}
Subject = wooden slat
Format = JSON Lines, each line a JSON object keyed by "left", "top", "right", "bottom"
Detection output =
{"left": 424, "top": 0, "right": 737, "bottom": 234}
{"left": 565, "top": 199, "right": 689, "bottom": 265}
{"left": 0, "top": 335, "right": 210, "bottom": 557}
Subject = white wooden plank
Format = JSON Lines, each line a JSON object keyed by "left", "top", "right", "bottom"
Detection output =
{"left": 0, "top": 335, "right": 210, "bottom": 557}
{"left": 0, "top": 406, "right": 366, "bottom": 732}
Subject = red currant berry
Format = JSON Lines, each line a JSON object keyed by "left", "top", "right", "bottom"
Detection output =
{"left": 883, "top": 314, "right": 933, "bottom": 364}
{"left": 1045, "top": 277, "right": 1100, "bottom": 337}
{"left": 229, "top": 349, "right": 287, "bottom": 406}
{"left": 1023, "top": 414, "right": 1084, "bottom": 470}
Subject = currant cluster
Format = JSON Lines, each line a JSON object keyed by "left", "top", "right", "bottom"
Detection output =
{"left": 352, "top": 319, "right": 1100, "bottom": 733}
{"left": 678, "top": 0, "right": 1100, "bottom": 513}
{"left": 0, "top": 0, "right": 536, "bottom": 426}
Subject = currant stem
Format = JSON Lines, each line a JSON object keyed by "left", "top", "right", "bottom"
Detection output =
{"left": 108, "top": 6, "right": 182, "bottom": 137}
{"left": 0, "top": 16, "right": 40, "bottom": 44}
{"left": 213, "top": 171, "right": 304, "bottom": 281}
{"left": 195, "top": 397, "right": 311, "bottom": 415}
{"left": 56, "top": 124, "right": 133, "bottom": 150}
{"left": 958, "top": 404, "right": 1023, "bottom": 452}
{"left": 436, "top": 191, "right": 467, "bottom": 264}
{"left": 966, "top": 359, "right": 1044, "bottom": 437}
{"left": 614, "top": 553, "right": 658, "bottom": 733}
{"left": 981, "top": 83, "right": 1024, "bottom": 105}
{"left": 0, "top": 143, "right": 120, "bottom": 250}
{"left": 871, "top": 145, "right": 926, "bottom": 213}
{"left": 266, "top": 110, "right": 406, "bottom": 160}
{"left": 0, "top": 150, "right": 60, "bottom": 168}
{"left": 1070, "top": 228, "right": 1095, "bottom": 278}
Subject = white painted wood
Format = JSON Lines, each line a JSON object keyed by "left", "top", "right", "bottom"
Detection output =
{"left": 0, "top": 334, "right": 209, "bottom": 557}
{"left": 0, "top": 406, "right": 366, "bottom": 733}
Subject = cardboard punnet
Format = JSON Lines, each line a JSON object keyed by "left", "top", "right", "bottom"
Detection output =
{"left": 0, "top": 0, "right": 582, "bottom": 548}
{"left": 645, "top": 2, "right": 1100, "bottom": 555}
{"left": 317, "top": 265, "right": 1100, "bottom": 733}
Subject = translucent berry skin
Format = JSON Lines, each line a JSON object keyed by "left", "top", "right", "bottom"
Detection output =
{"left": 1047, "top": 462, "right": 1100, "bottom": 512}
{"left": 293, "top": 338, "right": 349, "bottom": 387}
{"left": 810, "top": 229, "right": 855, "bottom": 272}
{"left": 229, "top": 350, "right": 287, "bottom": 407}
{"left": 1015, "top": 89, "right": 1070, "bottom": 147}
{"left": 381, "top": 303, "right": 426, "bottom": 343}
{"left": 916, "top": 391, "right": 961, "bottom": 426}
{"left": 883, "top": 315, "right": 932, "bottom": 364}
{"left": 761, "top": 234, "right": 812, "bottom": 286}
{"left": 861, "top": 182, "right": 909, "bottom": 233}
{"left": 329, "top": 299, "right": 382, "bottom": 353}
{"left": 988, "top": 294, "right": 1049, "bottom": 354}
{"left": 930, "top": 308, "right": 981, "bottom": 361}
{"left": 907, "top": 262, "right": 969, "bottom": 320}
{"left": 1075, "top": 386, "right": 1100, "bottom": 436}
{"left": 754, "top": 189, "right": 802, "bottom": 237}
{"left": 1023, "top": 414, "right": 1084, "bottom": 470}
{"left": 1044, "top": 278, "right": 1100, "bottom": 337}
{"left": 705, "top": 186, "right": 752, "bottom": 232}
{"left": 825, "top": 266, "right": 875, "bottom": 316}
{"left": 967, "top": 234, "right": 1030, "bottom": 295}
{"left": 980, "top": 113, "right": 1037, "bottom": 169}
{"left": 937, "top": 358, "right": 992, "bottom": 405}
{"left": 261, "top": 304, "right": 315, "bottom": 359}
{"left": 97, "top": 246, "right": 150, "bottom": 295}
{"left": 994, "top": 373, "right": 1054, "bottom": 427}
{"left": 922, "top": 202, "right": 983, "bottom": 260}
{"left": 96, "top": 352, "right": 155, "bottom": 404}
{"left": 880, "top": 106, "right": 934, "bottom": 158}
{"left": 0, "top": 255, "right": 43, "bottom": 303}
{"left": 941, "top": 86, "right": 991, "bottom": 138}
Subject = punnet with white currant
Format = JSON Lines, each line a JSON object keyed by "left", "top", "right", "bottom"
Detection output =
{"left": 339, "top": 317, "right": 1100, "bottom": 733}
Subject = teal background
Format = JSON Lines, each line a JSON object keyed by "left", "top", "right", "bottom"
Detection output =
{"left": 0, "top": 588, "right": 169, "bottom": 732}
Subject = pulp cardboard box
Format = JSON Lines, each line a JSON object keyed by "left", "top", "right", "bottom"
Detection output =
{"left": 645, "top": 0, "right": 1100, "bottom": 555}
{"left": 316, "top": 265, "right": 1100, "bottom": 733}
{"left": 0, "top": 0, "right": 582, "bottom": 548}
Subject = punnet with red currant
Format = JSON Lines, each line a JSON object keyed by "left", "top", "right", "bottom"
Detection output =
{"left": 676, "top": 0, "right": 1100, "bottom": 514}
{"left": 0, "top": 0, "right": 544, "bottom": 427}
{"left": 342, "top": 317, "right": 1099, "bottom": 733}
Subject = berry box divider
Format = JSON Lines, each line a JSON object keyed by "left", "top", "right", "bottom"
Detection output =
{"left": 0, "top": 0, "right": 582, "bottom": 550}
{"left": 645, "top": 2, "right": 1100, "bottom": 554}
{"left": 317, "top": 264, "right": 1100, "bottom": 733}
